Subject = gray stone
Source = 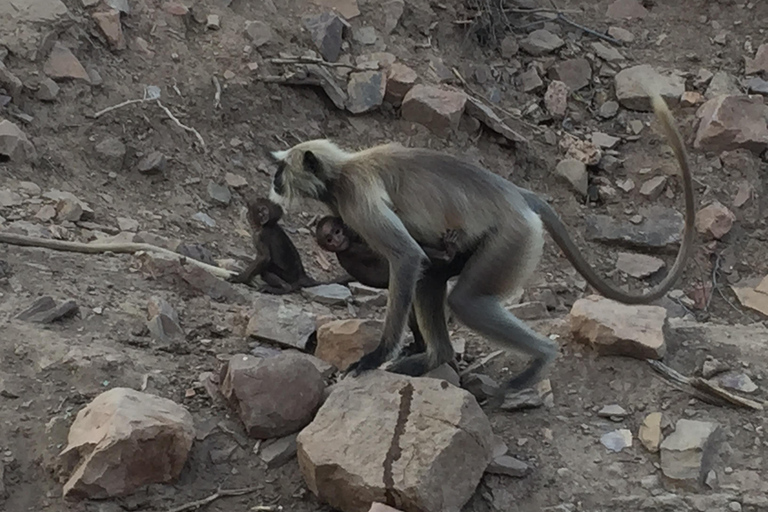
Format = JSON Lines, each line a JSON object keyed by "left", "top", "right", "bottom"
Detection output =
{"left": 302, "top": 283, "right": 352, "bottom": 305}
{"left": 616, "top": 252, "right": 665, "bottom": 279}
{"left": 36, "top": 77, "right": 60, "bottom": 101}
{"left": 192, "top": 212, "right": 216, "bottom": 228}
{"left": 592, "top": 42, "right": 624, "bottom": 62}
{"left": 519, "top": 67, "right": 543, "bottom": 93}
{"left": 246, "top": 296, "right": 316, "bottom": 351}
{"left": 598, "top": 404, "right": 629, "bottom": 419}
{"left": 260, "top": 433, "right": 299, "bottom": 469}
{"left": 705, "top": 71, "right": 741, "bottom": 99}
{"left": 346, "top": 71, "right": 385, "bottom": 114}
{"left": 549, "top": 58, "right": 592, "bottom": 91}
{"left": 137, "top": 151, "right": 167, "bottom": 174}
{"left": 500, "top": 379, "right": 552, "bottom": 411}
{"left": 0, "top": 61, "right": 23, "bottom": 99}
{"left": 712, "top": 371, "right": 758, "bottom": 394}
{"left": 660, "top": 419, "right": 721, "bottom": 487}
{"left": 599, "top": 100, "right": 620, "bottom": 118}
{"left": 207, "top": 181, "right": 231, "bottom": 206}
{"left": 95, "top": 137, "right": 126, "bottom": 168}
{"left": 245, "top": 20, "right": 273, "bottom": 47}
{"left": 614, "top": 65, "right": 685, "bottom": 111}
{"left": 585, "top": 206, "right": 684, "bottom": 250}
{"left": 487, "top": 455, "right": 531, "bottom": 478}
{"left": 17, "top": 296, "right": 79, "bottom": 323}
{"left": 544, "top": 80, "right": 568, "bottom": 117}
{"left": 745, "top": 43, "right": 768, "bottom": 75}
{"left": 0, "top": 120, "right": 36, "bottom": 162}
{"left": 746, "top": 76, "right": 768, "bottom": 95}
{"left": 461, "top": 373, "right": 500, "bottom": 401}
{"left": 520, "top": 29, "right": 565, "bottom": 56}
{"left": 555, "top": 158, "right": 588, "bottom": 197}
{"left": 601, "top": 429, "right": 633, "bottom": 452}
{"left": 354, "top": 26, "right": 377, "bottom": 45}
{"left": 303, "top": 12, "right": 349, "bottom": 62}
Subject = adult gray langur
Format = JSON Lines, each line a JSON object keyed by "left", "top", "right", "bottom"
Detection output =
{"left": 266, "top": 90, "right": 695, "bottom": 395}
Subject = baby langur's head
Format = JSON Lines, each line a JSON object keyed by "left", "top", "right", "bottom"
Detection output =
{"left": 268, "top": 139, "right": 352, "bottom": 208}
{"left": 247, "top": 198, "right": 282, "bottom": 229}
{"left": 315, "top": 216, "right": 350, "bottom": 252}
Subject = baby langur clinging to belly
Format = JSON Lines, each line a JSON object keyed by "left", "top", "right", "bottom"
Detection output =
{"left": 267, "top": 90, "right": 695, "bottom": 398}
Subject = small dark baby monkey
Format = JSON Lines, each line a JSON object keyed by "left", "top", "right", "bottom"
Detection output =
{"left": 316, "top": 215, "right": 461, "bottom": 356}
{"left": 229, "top": 198, "right": 318, "bottom": 294}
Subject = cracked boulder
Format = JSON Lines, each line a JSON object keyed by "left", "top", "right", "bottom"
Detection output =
{"left": 297, "top": 371, "right": 493, "bottom": 512}
{"left": 59, "top": 388, "right": 194, "bottom": 499}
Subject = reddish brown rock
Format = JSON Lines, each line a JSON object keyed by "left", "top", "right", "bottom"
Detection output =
{"left": 44, "top": 42, "right": 90, "bottom": 82}
{"left": 298, "top": 371, "right": 493, "bottom": 512}
{"left": 59, "top": 388, "right": 195, "bottom": 499}
{"left": 315, "top": 319, "right": 381, "bottom": 371}
{"left": 385, "top": 62, "right": 418, "bottom": 106}
{"left": 694, "top": 95, "right": 768, "bottom": 154}
{"left": 401, "top": 85, "right": 466, "bottom": 136}
{"left": 695, "top": 201, "right": 736, "bottom": 240}
{"left": 162, "top": 1, "right": 188, "bottom": 15}
{"left": 92, "top": 9, "right": 126, "bottom": 50}
{"left": 745, "top": 43, "right": 768, "bottom": 75}
{"left": 569, "top": 295, "right": 667, "bottom": 360}
{"left": 220, "top": 353, "right": 325, "bottom": 439}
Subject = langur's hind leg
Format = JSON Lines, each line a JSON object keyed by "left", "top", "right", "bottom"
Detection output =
{"left": 447, "top": 215, "right": 558, "bottom": 394}
{"left": 388, "top": 272, "right": 453, "bottom": 376}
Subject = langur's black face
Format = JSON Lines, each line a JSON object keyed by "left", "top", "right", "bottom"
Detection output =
{"left": 316, "top": 218, "right": 350, "bottom": 252}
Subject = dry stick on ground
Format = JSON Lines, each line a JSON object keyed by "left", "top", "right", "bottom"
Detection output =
{"left": 164, "top": 486, "right": 273, "bottom": 512}
{"left": 647, "top": 359, "right": 764, "bottom": 411}
{"left": 91, "top": 91, "right": 206, "bottom": 151}
{"left": 459, "top": 350, "right": 505, "bottom": 377}
{"left": 0, "top": 232, "right": 234, "bottom": 280}
{"left": 268, "top": 56, "right": 373, "bottom": 71}
{"left": 212, "top": 75, "right": 222, "bottom": 110}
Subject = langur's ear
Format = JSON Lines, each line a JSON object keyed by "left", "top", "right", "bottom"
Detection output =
{"left": 303, "top": 151, "right": 322, "bottom": 175}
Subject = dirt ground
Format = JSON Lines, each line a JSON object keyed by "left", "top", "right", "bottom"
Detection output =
{"left": 1, "top": 0, "right": 767, "bottom": 511}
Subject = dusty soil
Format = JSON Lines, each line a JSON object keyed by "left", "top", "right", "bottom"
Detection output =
{"left": 1, "top": 0, "right": 767, "bottom": 511}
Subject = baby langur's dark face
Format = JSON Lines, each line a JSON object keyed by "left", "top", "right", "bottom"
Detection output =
{"left": 257, "top": 206, "right": 271, "bottom": 226}
{"left": 318, "top": 220, "right": 349, "bottom": 252}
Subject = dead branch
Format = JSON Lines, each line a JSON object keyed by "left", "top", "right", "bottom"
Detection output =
{"left": 647, "top": 360, "right": 764, "bottom": 411}
{"left": 459, "top": 350, "right": 505, "bottom": 376}
{"left": 92, "top": 97, "right": 149, "bottom": 118}
{"left": 156, "top": 100, "right": 206, "bottom": 150}
{"left": 552, "top": 12, "right": 621, "bottom": 45}
{"left": 0, "top": 232, "right": 234, "bottom": 280}
{"left": 212, "top": 75, "right": 222, "bottom": 110}
{"left": 269, "top": 56, "right": 371, "bottom": 71}
{"left": 257, "top": 65, "right": 347, "bottom": 110}
{"left": 164, "top": 486, "right": 269, "bottom": 512}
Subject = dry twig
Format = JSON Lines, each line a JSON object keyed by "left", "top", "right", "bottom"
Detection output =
{"left": 156, "top": 100, "right": 206, "bottom": 150}
{"left": 647, "top": 360, "right": 764, "bottom": 411}
{"left": 212, "top": 75, "right": 222, "bottom": 110}
{"left": 164, "top": 486, "right": 269, "bottom": 512}
{"left": 460, "top": 350, "right": 505, "bottom": 376}
{"left": 269, "top": 56, "right": 370, "bottom": 71}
